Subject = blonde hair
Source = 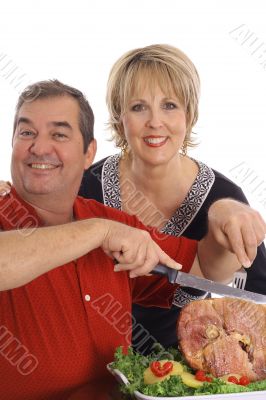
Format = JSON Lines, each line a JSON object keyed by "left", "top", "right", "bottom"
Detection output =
{"left": 106, "top": 44, "right": 200, "bottom": 154}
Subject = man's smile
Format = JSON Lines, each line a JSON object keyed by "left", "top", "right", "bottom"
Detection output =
{"left": 29, "top": 163, "right": 59, "bottom": 170}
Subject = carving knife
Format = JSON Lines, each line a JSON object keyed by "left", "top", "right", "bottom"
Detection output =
{"left": 152, "top": 264, "right": 266, "bottom": 304}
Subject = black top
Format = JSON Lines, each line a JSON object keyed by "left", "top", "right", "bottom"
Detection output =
{"left": 79, "top": 154, "right": 266, "bottom": 351}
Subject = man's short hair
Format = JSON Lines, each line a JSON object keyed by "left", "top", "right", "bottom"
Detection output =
{"left": 13, "top": 79, "right": 94, "bottom": 153}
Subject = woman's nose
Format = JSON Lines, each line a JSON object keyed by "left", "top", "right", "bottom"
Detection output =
{"left": 146, "top": 109, "right": 163, "bottom": 129}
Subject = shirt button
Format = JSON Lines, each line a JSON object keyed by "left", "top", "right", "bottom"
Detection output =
{"left": 84, "top": 294, "right": 91, "bottom": 302}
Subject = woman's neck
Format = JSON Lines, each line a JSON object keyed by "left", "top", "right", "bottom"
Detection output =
{"left": 119, "top": 154, "right": 199, "bottom": 228}
{"left": 121, "top": 153, "right": 185, "bottom": 194}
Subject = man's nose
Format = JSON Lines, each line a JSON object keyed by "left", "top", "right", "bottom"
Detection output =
{"left": 28, "top": 136, "right": 53, "bottom": 155}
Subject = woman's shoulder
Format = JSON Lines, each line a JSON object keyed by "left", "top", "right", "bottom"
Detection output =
{"left": 212, "top": 167, "right": 240, "bottom": 185}
{"left": 195, "top": 160, "right": 247, "bottom": 203}
{"left": 86, "top": 154, "right": 120, "bottom": 178}
{"left": 86, "top": 156, "right": 109, "bottom": 176}
{"left": 209, "top": 167, "right": 248, "bottom": 202}
{"left": 78, "top": 154, "right": 120, "bottom": 201}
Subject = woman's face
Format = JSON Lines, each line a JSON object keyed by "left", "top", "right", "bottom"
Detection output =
{"left": 121, "top": 85, "right": 187, "bottom": 167}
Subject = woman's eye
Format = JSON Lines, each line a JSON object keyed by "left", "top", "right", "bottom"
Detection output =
{"left": 163, "top": 102, "right": 177, "bottom": 110}
{"left": 131, "top": 104, "right": 146, "bottom": 112}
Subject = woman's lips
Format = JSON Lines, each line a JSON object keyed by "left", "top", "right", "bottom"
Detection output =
{"left": 143, "top": 137, "right": 168, "bottom": 147}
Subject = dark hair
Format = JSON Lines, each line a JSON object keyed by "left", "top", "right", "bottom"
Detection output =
{"left": 13, "top": 79, "right": 94, "bottom": 153}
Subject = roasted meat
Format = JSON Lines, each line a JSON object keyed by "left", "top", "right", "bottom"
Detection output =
{"left": 177, "top": 297, "right": 266, "bottom": 382}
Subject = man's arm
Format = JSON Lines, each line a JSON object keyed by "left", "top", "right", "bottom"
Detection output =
{"left": 0, "top": 218, "right": 181, "bottom": 291}
{"left": 1, "top": 184, "right": 265, "bottom": 287}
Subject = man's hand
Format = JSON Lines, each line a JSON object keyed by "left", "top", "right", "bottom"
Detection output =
{"left": 100, "top": 220, "right": 182, "bottom": 278}
{"left": 208, "top": 199, "right": 266, "bottom": 267}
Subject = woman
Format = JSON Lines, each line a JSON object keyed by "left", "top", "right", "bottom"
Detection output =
{"left": 79, "top": 44, "right": 266, "bottom": 351}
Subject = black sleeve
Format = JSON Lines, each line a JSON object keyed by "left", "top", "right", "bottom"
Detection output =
{"left": 78, "top": 157, "right": 107, "bottom": 203}
{"left": 183, "top": 169, "right": 249, "bottom": 240}
{"left": 183, "top": 169, "right": 266, "bottom": 295}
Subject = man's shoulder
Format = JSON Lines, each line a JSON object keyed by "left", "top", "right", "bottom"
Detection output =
{"left": 74, "top": 196, "right": 138, "bottom": 225}
{"left": 74, "top": 196, "right": 106, "bottom": 217}
{"left": 0, "top": 188, "right": 40, "bottom": 231}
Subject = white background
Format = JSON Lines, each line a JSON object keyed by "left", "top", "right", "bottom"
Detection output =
{"left": 0, "top": 0, "right": 266, "bottom": 220}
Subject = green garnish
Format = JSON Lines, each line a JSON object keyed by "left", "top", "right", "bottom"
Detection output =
{"left": 111, "top": 346, "right": 266, "bottom": 397}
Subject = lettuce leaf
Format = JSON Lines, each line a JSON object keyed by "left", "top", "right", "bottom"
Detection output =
{"left": 111, "top": 346, "right": 266, "bottom": 397}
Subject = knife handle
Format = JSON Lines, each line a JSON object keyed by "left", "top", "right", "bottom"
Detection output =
{"left": 152, "top": 264, "right": 178, "bottom": 284}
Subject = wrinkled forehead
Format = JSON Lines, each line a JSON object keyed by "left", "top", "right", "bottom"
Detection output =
{"left": 14, "top": 96, "right": 80, "bottom": 130}
{"left": 123, "top": 63, "right": 183, "bottom": 105}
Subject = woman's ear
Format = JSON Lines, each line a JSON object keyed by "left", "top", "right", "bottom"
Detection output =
{"left": 84, "top": 139, "right": 97, "bottom": 170}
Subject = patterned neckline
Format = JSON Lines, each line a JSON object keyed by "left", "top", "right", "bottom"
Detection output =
{"left": 102, "top": 153, "right": 215, "bottom": 237}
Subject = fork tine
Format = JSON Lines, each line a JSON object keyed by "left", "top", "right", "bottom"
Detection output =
{"left": 232, "top": 267, "right": 247, "bottom": 290}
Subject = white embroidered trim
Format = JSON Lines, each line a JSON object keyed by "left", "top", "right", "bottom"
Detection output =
{"left": 172, "top": 288, "right": 209, "bottom": 308}
{"left": 102, "top": 154, "right": 122, "bottom": 209}
{"left": 162, "top": 161, "right": 215, "bottom": 236}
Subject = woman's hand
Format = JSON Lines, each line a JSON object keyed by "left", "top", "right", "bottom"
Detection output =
{"left": 208, "top": 199, "right": 266, "bottom": 267}
{"left": 0, "top": 181, "right": 11, "bottom": 196}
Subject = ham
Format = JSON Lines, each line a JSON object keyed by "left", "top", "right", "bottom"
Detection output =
{"left": 177, "top": 298, "right": 266, "bottom": 381}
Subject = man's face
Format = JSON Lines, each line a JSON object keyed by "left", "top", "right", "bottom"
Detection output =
{"left": 11, "top": 96, "right": 95, "bottom": 199}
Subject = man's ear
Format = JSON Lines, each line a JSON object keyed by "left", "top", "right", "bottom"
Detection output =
{"left": 84, "top": 139, "right": 97, "bottom": 170}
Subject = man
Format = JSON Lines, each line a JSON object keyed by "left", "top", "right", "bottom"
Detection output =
{"left": 0, "top": 80, "right": 255, "bottom": 399}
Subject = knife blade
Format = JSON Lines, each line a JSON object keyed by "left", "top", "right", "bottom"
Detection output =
{"left": 152, "top": 264, "right": 266, "bottom": 304}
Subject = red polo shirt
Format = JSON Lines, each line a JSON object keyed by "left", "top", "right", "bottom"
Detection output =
{"left": 0, "top": 189, "right": 197, "bottom": 400}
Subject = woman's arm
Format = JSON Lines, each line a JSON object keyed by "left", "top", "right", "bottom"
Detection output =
{"left": 190, "top": 199, "right": 266, "bottom": 283}
{"left": 207, "top": 199, "right": 266, "bottom": 265}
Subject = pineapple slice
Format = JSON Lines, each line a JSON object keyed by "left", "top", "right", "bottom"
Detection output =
{"left": 144, "top": 368, "right": 171, "bottom": 385}
{"left": 181, "top": 371, "right": 204, "bottom": 388}
{"left": 170, "top": 361, "right": 183, "bottom": 376}
{"left": 144, "top": 360, "right": 183, "bottom": 385}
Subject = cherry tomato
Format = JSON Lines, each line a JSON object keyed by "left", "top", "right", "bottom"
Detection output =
{"left": 205, "top": 376, "right": 213, "bottom": 382}
{"left": 195, "top": 370, "right": 207, "bottom": 381}
{"left": 239, "top": 376, "right": 250, "bottom": 386}
{"left": 150, "top": 361, "right": 173, "bottom": 377}
{"left": 228, "top": 376, "right": 239, "bottom": 384}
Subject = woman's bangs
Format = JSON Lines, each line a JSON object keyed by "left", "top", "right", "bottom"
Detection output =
{"left": 124, "top": 62, "right": 183, "bottom": 104}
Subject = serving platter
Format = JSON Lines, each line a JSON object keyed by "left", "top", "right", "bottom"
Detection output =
{"left": 107, "top": 364, "right": 266, "bottom": 400}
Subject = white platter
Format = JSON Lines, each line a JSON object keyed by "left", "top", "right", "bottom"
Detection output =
{"left": 107, "top": 364, "right": 266, "bottom": 400}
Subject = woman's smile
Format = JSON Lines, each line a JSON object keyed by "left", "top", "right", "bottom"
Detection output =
{"left": 143, "top": 136, "right": 168, "bottom": 147}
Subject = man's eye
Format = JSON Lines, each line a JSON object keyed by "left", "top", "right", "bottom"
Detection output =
{"left": 19, "top": 131, "right": 34, "bottom": 137}
{"left": 163, "top": 102, "right": 177, "bottom": 110}
{"left": 131, "top": 104, "right": 146, "bottom": 112}
{"left": 53, "top": 133, "right": 68, "bottom": 140}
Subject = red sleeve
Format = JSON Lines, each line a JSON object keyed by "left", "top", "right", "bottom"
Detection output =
{"left": 83, "top": 199, "right": 198, "bottom": 307}
{"left": 85, "top": 199, "right": 197, "bottom": 266}
{"left": 131, "top": 238, "right": 197, "bottom": 308}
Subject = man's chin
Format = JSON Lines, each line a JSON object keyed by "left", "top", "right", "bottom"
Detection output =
{"left": 23, "top": 184, "right": 56, "bottom": 196}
